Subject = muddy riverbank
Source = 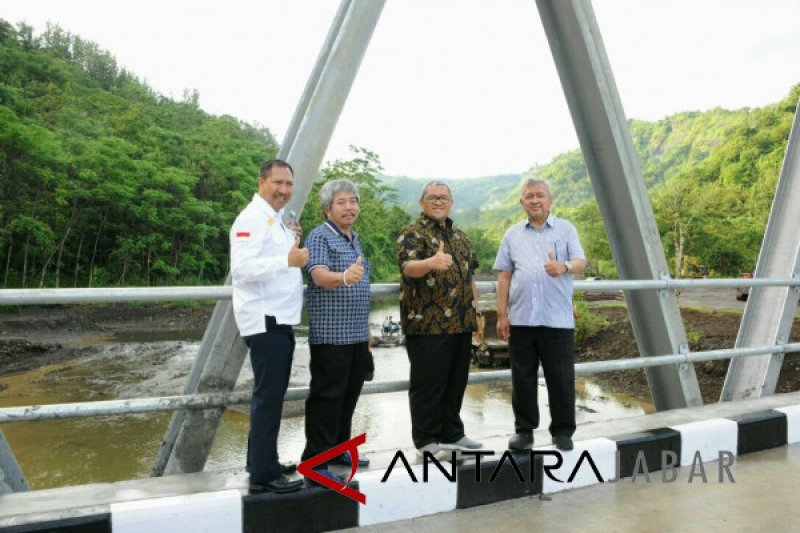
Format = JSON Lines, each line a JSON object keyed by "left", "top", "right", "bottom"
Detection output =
{"left": 2, "top": 303, "right": 800, "bottom": 403}
{"left": 576, "top": 305, "right": 800, "bottom": 403}
{"left": 0, "top": 304, "right": 212, "bottom": 376}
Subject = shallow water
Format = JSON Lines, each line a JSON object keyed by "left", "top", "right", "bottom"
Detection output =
{"left": 0, "top": 300, "right": 651, "bottom": 490}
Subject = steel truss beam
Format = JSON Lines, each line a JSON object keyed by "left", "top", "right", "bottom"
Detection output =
{"left": 535, "top": 0, "right": 702, "bottom": 409}
{"left": 152, "top": 0, "right": 386, "bottom": 476}
{"left": 721, "top": 99, "right": 800, "bottom": 401}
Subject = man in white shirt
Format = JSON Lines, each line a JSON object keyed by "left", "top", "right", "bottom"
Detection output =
{"left": 230, "top": 159, "right": 308, "bottom": 494}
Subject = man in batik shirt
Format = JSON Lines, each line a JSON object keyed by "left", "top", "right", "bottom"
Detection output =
{"left": 396, "top": 180, "right": 483, "bottom": 456}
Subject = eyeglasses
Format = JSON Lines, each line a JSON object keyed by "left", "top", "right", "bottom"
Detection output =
{"left": 424, "top": 195, "right": 451, "bottom": 203}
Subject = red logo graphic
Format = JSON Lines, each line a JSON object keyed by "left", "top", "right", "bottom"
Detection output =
{"left": 298, "top": 433, "right": 367, "bottom": 504}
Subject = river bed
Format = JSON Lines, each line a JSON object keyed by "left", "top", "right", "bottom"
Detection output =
{"left": 0, "top": 301, "right": 651, "bottom": 490}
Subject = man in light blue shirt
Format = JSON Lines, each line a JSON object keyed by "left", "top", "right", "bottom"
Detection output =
{"left": 494, "top": 178, "right": 586, "bottom": 452}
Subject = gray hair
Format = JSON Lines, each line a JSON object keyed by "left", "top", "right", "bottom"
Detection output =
{"left": 419, "top": 180, "right": 452, "bottom": 200}
{"left": 319, "top": 179, "right": 360, "bottom": 211}
{"left": 520, "top": 177, "right": 552, "bottom": 198}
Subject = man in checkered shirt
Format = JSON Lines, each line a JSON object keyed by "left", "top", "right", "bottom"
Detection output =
{"left": 301, "top": 179, "right": 373, "bottom": 485}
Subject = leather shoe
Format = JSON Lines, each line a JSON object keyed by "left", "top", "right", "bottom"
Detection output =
{"left": 305, "top": 467, "right": 350, "bottom": 487}
{"left": 508, "top": 432, "right": 534, "bottom": 451}
{"left": 249, "top": 474, "right": 303, "bottom": 494}
{"left": 553, "top": 436, "right": 574, "bottom": 451}
{"left": 329, "top": 451, "right": 369, "bottom": 468}
{"left": 248, "top": 463, "right": 296, "bottom": 475}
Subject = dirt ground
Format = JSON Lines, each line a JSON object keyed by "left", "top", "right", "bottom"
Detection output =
{"left": 0, "top": 304, "right": 213, "bottom": 377}
{"left": 578, "top": 306, "right": 800, "bottom": 404}
{"left": 1, "top": 303, "right": 799, "bottom": 404}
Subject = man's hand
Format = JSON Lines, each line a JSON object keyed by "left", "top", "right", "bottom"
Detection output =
{"left": 497, "top": 315, "right": 510, "bottom": 341}
{"left": 344, "top": 256, "right": 365, "bottom": 285}
{"left": 290, "top": 222, "right": 303, "bottom": 240}
{"left": 429, "top": 241, "right": 453, "bottom": 272}
{"left": 544, "top": 251, "right": 566, "bottom": 277}
{"left": 288, "top": 238, "right": 308, "bottom": 268}
{"left": 288, "top": 210, "right": 301, "bottom": 240}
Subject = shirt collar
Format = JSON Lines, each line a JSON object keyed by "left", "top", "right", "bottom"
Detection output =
{"left": 324, "top": 218, "right": 358, "bottom": 242}
{"left": 418, "top": 212, "right": 453, "bottom": 230}
{"left": 525, "top": 212, "right": 555, "bottom": 230}
{"left": 252, "top": 193, "right": 283, "bottom": 219}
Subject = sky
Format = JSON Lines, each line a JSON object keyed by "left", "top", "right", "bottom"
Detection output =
{"left": 3, "top": 0, "right": 800, "bottom": 179}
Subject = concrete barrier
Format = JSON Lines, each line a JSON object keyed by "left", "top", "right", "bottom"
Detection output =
{"left": 3, "top": 393, "right": 800, "bottom": 532}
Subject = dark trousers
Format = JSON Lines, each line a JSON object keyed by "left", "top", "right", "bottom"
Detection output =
{"left": 302, "top": 342, "right": 370, "bottom": 464}
{"left": 406, "top": 333, "right": 472, "bottom": 449}
{"left": 244, "top": 324, "right": 294, "bottom": 483}
{"left": 509, "top": 326, "right": 576, "bottom": 438}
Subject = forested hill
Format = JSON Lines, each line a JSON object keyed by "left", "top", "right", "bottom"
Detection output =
{"left": 536, "top": 108, "right": 752, "bottom": 207}
{"left": 474, "top": 85, "right": 800, "bottom": 278}
{"left": 476, "top": 107, "right": 753, "bottom": 226}
{"left": 0, "top": 20, "right": 281, "bottom": 288}
{"left": 380, "top": 174, "right": 519, "bottom": 224}
{"left": 0, "top": 21, "right": 413, "bottom": 287}
{"left": 2, "top": 19, "right": 798, "bottom": 288}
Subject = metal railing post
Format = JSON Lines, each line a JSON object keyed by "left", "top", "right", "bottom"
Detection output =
{"left": 0, "top": 430, "right": 29, "bottom": 494}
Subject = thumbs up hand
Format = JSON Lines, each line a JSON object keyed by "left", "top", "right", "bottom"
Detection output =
{"left": 429, "top": 240, "right": 453, "bottom": 272}
{"left": 544, "top": 250, "right": 565, "bottom": 277}
{"left": 288, "top": 237, "right": 309, "bottom": 268}
{"left": 344, "top": 256, "right": 365, "bottom": 285}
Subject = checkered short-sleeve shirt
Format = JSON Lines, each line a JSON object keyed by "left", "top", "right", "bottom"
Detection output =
{"left": 305, "top": 221, "right": 371, "bottom": 345}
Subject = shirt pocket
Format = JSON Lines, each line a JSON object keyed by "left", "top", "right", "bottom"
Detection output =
{"left": 553, "top": 239, "right": 567, "bottom": 261}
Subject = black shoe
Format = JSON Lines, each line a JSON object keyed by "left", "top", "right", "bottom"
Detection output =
{"left": 508, "top": 432, "right": 534, "bottom": 451}
{"left": 305, "top": 467, "right": 350, "bottom": 488}
{"left": 329, "top": 451, "right": 370, "bottom": 468}
{"left": 248, "top": 463, "right": 296, "bottom": 475}
{"left": 249, "top": 475, "right": 303, "bottom": 494}
{"left": 553, "top": 436, "right": 574, "bottom": 451}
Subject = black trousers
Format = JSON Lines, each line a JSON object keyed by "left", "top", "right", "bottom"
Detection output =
{"left": 302, "top": 342, "right": 370, "bottom": 465}
{"left": 406, "top": 333, "right": 472, "bottom": 449}
{"left": 509, "top": 326, "right": 576, "bottom": 438}
{"left": 243, "top": 324, "right": 294, "bottom": 483}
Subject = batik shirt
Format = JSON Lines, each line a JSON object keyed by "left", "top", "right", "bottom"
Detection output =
{"left": 396, "top": 213, "right": 479, "bottom": 336}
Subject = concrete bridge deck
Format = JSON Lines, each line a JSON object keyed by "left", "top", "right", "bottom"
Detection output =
{"left": 355, "top": 442, "right": 800, "bottom": 533}
{"left": 1, "top": 390, "right": 799, "bottom": 531}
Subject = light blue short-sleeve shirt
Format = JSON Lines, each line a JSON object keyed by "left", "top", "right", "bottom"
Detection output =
{"left": 493, "top": 214, "right": 585, "bottom": 329}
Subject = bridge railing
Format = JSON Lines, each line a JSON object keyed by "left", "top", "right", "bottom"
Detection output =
{"left": 1, "top": 277, "right": 799, "bottom": 305}
{"left": 1, "top": 277, "right": 800, "bottom": 424}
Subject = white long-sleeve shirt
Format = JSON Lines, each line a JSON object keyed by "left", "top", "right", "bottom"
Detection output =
{"left": 229, "top": 193, "right": 303, "bottom": 336}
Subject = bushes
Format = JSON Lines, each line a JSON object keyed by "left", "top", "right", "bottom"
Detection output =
{"left": 574, "top": 295, "right": 610, "bottom": 344}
